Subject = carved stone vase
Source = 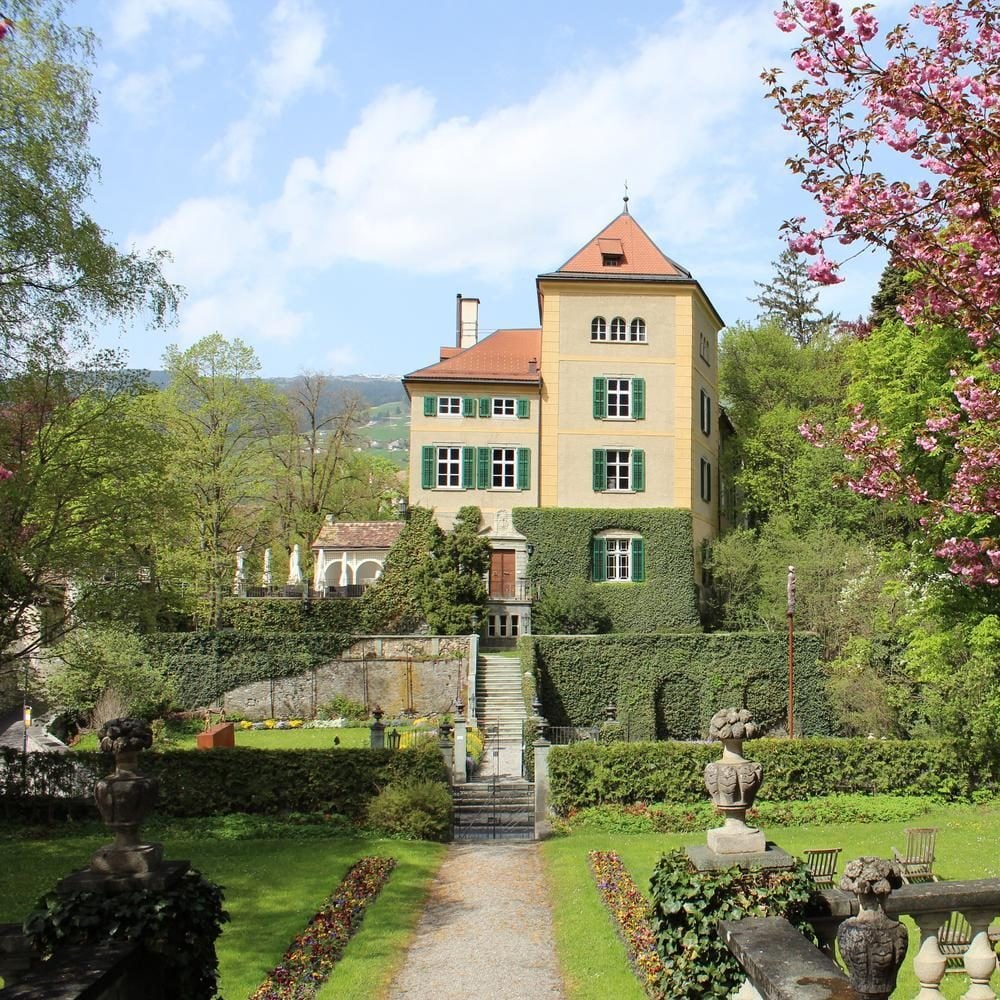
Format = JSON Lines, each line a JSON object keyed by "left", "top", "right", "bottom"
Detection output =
{"left": 836, "top": 858, "right": 908, "bottom": 1000}
{"left": 704, "top": 708, "right": 765, "bottom": 854}
{"left": 90, "top": 720, "right": 163, "bottom": 876}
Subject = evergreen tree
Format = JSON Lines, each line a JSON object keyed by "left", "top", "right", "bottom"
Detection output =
{"left": 750, "top": 249, "right": 836, "bottom": 346}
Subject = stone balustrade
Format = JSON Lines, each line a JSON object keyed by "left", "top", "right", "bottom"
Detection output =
{"left": 724, "top": 878, "right": 1000, "bottom": 999}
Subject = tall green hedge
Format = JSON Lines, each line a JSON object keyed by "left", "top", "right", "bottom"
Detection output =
{"left": 512, "top": 508, "right": 701, "bottom": 632}
{"left": 522, "top": 632, "right": 828, "bottom": 739}
{"left": 547, "top": 737, "right": 971, "bottom": 814}
{"left": 196, "top": 597, "right": 363, "bottom": 633}
{"left": 0, "top": 744, "right": 447, "bottom": 820}
{"left": 142, "top": 631, "right": 354, "bottom": 709}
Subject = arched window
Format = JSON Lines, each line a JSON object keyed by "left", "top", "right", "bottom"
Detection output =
{"left": 591, "top": 316, "right": 607, "bottom": 341}
{"left": 610, "top": 316, "right": 626, "bottom": 341}
{"left": 630, "top": 318, "right": 646, "bottom": 342}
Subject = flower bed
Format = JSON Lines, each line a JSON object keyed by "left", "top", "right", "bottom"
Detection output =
{"left": 589, "top": 850, "right": 665, "bottom": 999}
{"left": 250, "top": 855, "right": 396, "bottom": 999}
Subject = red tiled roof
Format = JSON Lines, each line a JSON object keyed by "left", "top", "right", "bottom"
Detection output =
{"left": 312, "top": 521, "right": 404, "bottom": 550}
{"left": 404, "top": 328, "right": 542, "bottom": 383}
{"left": 553, "top": 212, "right": 690, "bottom": 277}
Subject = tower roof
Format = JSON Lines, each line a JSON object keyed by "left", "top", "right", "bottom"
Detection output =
{"left": 551, "top": 212, "right": 691, "bottom": 278}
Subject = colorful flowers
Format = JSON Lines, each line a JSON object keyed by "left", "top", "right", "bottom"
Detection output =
{"left": 589, "top": 851, "right": 666, "bottom": 999}
{"left": 250, "top": 856, "right": 396, "bottom": 999}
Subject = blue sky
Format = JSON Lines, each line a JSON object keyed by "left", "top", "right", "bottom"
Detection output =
{"left": 77, "top": 0, "right": 897, "bottom": 378}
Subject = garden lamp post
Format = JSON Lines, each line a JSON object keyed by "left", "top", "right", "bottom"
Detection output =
{"left": 787, "top": 565, "right": 796, "bottom": 739}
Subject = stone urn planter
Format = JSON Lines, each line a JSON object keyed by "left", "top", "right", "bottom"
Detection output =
{"left": 704, "top": 708, "right": 765, "bottom": 854}
{"left": 836, "top": 857, "right": 908, "bottom": 1000}
{"left": 91, "top": 718, "right": 164, "bottom": 876}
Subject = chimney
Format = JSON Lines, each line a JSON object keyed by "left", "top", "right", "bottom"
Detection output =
{"left": 456, "top": 293, "right": 480, "bottom": 349}
{"left": 528, "top": 358, "right": 538, "bottom": 374}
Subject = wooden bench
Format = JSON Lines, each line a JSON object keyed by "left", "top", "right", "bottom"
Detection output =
{"left": 196, "top": 722, "right": 235, "bottom": 750}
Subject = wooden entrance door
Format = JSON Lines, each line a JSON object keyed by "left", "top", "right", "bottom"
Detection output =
{"left": 489, "top": 549, "right": 516, "bottom": 598}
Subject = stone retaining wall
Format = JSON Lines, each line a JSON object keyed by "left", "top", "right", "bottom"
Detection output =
{"left": 221, "top": 635, "right": 471, "bottom": 720}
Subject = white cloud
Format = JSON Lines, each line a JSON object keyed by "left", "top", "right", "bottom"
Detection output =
{"left": 110, "top": 0, "right": 232, "bottom": 45}
{"left": 265, "top": 1, "right": 789, "bottom": 278}
{"left": 112, "top": 67, "right": 174, "bottom": 117}
{"left": 209, "top": 0, "right": 330, "bottom": 183}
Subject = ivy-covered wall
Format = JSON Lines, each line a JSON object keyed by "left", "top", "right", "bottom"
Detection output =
{"left": 512, "top": 508, "right": 701, "bottom": 632}
{"left": 521, "top": 631, "right": 828, "bottom": 739}
{"left": 197, "top": 597, "right": 364, "bottom": 633}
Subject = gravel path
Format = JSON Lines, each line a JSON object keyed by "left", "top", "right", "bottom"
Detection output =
{"left": 388, "top": 842, "right": 564, "bottom": 999}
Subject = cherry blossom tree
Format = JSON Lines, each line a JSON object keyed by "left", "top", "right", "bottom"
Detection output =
{"left": 765, "top": 0, "right": 1000, "bottom": 584}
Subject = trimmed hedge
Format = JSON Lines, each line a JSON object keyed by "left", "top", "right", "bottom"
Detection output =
{"left": 522, "top": 632, "right": 828, "bottom": 739}
{"left": 214, "top": 598, "right": 363, "bottom": 634}
{"left": 547, "top": 738, "right": 972, "bottom": 815}
{"left": 512, "top": 508, "right": 701, "bottom": 632}
{"left": 0, "top": 744, "right": 448, "bottom": 820}
{"left": 142, "top": 631, "right": 355, "bottom": 709}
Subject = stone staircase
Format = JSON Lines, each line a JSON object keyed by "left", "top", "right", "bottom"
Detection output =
{"left": 475, "top": 654, "right": 528, "bottom": 745}
{"left": 452, "top": 778, "right": 534, "bottom": 841}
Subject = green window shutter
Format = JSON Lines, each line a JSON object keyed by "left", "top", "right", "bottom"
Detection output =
{"left": 517, "top": 448, "right": 530, "bottom": 490}
{"left": 631, "top": 538, "right": 645, "bottom": 582}
{"left": 479, "top": 397, "right": 491, "bottom": 418}
{"left": 462, "top": 447, "right": 476, "bottom": 489}
{"left": 516, "top": 398, "right": 530, "bottom": 419}
{"left": 592, "top": 449, "right": 606, "bottom": 491}
{"left": 593, "top": 377, "right": 607, "bottom": 419}
{"left": 477, "top": 447, "right": 490, "bottom": 489}
{"left": 632, "top": 449, "right": 645, "bottom": 492}
{"left": 633, "top": 378, "right": 645, "bottom": 420}
{"left": 591, "top": 537, "right": 607, "bottom": 582}
{"left": 423, "top": 396, "right": 436, "bottom": 417}
{"left": 462, "top": 397, "right": 476, "bottom": 418}
{"left": 421, "top": 447, "right": 435, "bottom": 488}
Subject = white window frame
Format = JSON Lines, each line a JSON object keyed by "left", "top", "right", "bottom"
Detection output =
{"left": 607, "top": 378, "right": 632, "bottom": 419}
{"left": 438, "top": 396, "right": 461, "bottom": 417}
{"left": 492, "top": 397, "right": 516, "bottom": 417}
{"left": 629, "top": 318, "right": 647, "bottom": 343}
{"left": 699, "top": 332, "right": 712, "bottom": 365}
{"left": 610, "top": 316, "right": 627, "bottom": 341}
{"left": 700, "top": 457, "right": 713, "bottom": 503}
{"left": 700, "top": 389, "right": 712, "bottom": 436}
{"left": 606, "top": 537, "right": 632, "bottom": 582}
{"left": 606, "top": 449, "right": 631, "bottom": 491}
{"left": 436, "top": 446, "right": 462, "bottom": 488}
{"left": 591, "top": 316, "right": 607, "bottom": 341}
{"left": 491, "top": 447, "right": 517, "bottom": 489}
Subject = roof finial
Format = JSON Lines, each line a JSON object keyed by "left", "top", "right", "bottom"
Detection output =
{"left": 623, "top": 180, "right": 630, "bottom": 214}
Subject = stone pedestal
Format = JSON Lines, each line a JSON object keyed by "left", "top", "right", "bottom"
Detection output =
{"left": 686, "top": 844, "right": 794, "bottom": 873}
{"left": 452, "top": 714, "right": 467, "bottom": 785}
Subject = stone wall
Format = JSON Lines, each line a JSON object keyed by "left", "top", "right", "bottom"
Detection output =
{"left": 221, "top": 635, "right": 471, "bottom": 720}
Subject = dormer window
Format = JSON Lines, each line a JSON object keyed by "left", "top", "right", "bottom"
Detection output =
{"left": 591, "top": 316, "right": 607, "bottom": 341}
{"left": 598, "top": 237, "right": 625, "bottom": 267}
{"left": 602, "top": 253, "right": 622, "bottom": 266}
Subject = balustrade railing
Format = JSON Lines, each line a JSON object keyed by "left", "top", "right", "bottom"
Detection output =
{"left": 725, "top": 878, "right": 1000, "bottom": 999}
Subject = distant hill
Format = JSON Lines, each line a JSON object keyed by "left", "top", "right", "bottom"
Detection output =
{"left": 138, "top": 371, "right": 408, "bottom": 410}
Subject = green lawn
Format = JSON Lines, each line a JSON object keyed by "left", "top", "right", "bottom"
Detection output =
{"left": 542, "top": 801, "right": 1000, "bottom": 1000}
{"left": 0, "top": 824, "right": 445, "bottom": 999}
{"left": 72, "top": 725, "right": 383, "bottom": 751}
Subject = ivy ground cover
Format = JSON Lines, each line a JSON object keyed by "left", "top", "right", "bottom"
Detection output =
{"left": 0, "top": 824, "right": 445, "bottom": 999}
{"left": 543, "top": 800, "right": 1000, "bottom": 1000}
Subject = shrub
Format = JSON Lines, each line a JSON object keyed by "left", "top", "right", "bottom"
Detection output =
{"left": 547, "top": 737, "right": 974, "bottom": 815}
{"left": 466, "top": 726, "right": 485, "bottom": 765}
{"left": 318, "top": 694, "right": 368, "bottom": 722}
{"left": 366, "top": 780, "right": 453, "bottom": 841}
{"left": 531, "top": 578, "right": 612, "bottom": 634}
{"left": 25, "top": 869, "right": 228, "bottom": 1000}
{"left": 649, "top": 849, "right": 818, "bottom": 999}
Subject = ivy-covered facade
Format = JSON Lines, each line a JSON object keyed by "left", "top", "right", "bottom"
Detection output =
{"left": 403, "top": 207, "right": 726, "bottom": 635}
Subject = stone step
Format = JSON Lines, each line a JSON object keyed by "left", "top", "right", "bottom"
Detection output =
{"left": 453, "top": 826, "right": 533, "bottom": 842}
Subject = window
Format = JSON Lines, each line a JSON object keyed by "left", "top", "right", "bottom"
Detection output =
{"left": 493, "top": 397, "right": 515, "bottom": 417}
{"left": 487, "top": 614, "right": 520, "bottom": 638}
{"left": 437, "top": 447, "right": 461, "bottom": 487}
{"left": 700, "top": 389, "right": 712, "bottom": 436}
{"left": 593, "top": 448, "right": 644, "bottom": 492}
{"left": 591, "top": 534, "right": 645, "bottom": 582}
{"left": 607, "top": 378, "right": 631, "bottom": 418}
{"left": 699, "top": 332, "right": 713, "bottom": 365}
{"left": 591, "top": 316, "right": 607, "bottom": 341}
{"left": 610, "top": 316, "right": 627, "bottom": 341}
{"left": 593, "top": 377, "right": 645, "bottom": 420}
{"left": 438, "top": 396, "right": 461, "bottom": 416}
{"left": 700, "top": 458, "right": 713, "bottom": 503}
{"left": 602, "top": 253, "right": 623, "bottom": 266}
{"left": 491, "top": 447, "right": 516, "bottom": 488}
{"left": 630, "top": 318, "right": 646, "bottom": 342}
